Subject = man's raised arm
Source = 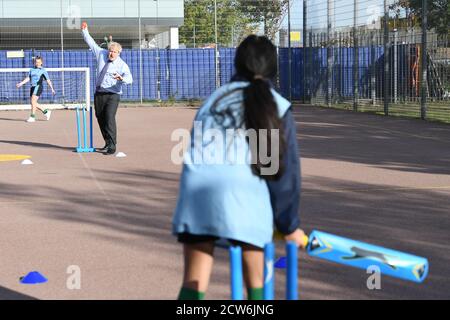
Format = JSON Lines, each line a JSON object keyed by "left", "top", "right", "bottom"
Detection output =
{"left": 81, "top": 22, "right": 103, "bottom": 57}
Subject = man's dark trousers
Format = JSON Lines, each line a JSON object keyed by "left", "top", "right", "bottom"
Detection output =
{"left": 94, "top": 92, "right": 120, "bottom": 150}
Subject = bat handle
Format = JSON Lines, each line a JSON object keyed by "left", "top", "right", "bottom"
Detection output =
{"left": 273, "top": 230, "right": 309, "bottom": 249}
{"left": 301, "top": 234, "right": 309, "bottom": 248}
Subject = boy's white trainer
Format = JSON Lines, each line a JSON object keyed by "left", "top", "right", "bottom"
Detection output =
{"left": 26, "top": 116, "right": 36, "bottom": 123}
{"left": 45, "top": 110, "right": 52, "bottom": 121}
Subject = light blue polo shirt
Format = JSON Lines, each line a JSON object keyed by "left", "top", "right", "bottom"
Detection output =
{"left": 82, "top": 29, "right": 133, "bottom": 94}
{"left": 29, "top": 67, "right": 49, "bottom": 87}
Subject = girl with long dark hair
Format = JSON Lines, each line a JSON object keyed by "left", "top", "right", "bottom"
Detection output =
{"left": 172, "top": 35, "right": 305, "bottom": 300}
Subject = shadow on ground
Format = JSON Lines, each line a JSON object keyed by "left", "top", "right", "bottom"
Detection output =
{"left": 0, "top": 286, "right": 36, "bottom": 300}
{"left": 294, "top": 106, "right": 450, "bottom": 175}
{"left": 0, "top": 140, "right": 73, "bottom": 151}
{"left": 1, "top": 167, "right": 448, "bottom": 299}
{"left": 1, "top": 106, "right": 449, "bottom": 299}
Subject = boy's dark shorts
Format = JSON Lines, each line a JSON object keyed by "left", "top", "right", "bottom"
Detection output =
{"left": 30, "top": 86, "right": 43, "bottom": 97}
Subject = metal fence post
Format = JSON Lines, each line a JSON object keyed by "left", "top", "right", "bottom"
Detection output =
{"left": 309, "top": 29, "right": 313, "bottom": 103}
{"left": 276, "top": 46, "right": 281, "bottom": 90}
{"left": 303, "top": 0, "right": 307, "bottom": 103}
{"left": 156, "top": 49, "right": 161, "bottom": 102}
{"left": 139, "top": 0, "right": 143, "bottom": 104}
{"left": 327, "top": 0, "right": 333, "bottom": 107}
{"left": 393, "top": 28, "right": 398, "bottom": 104}
{"left": 60, "top": 0, "right": 65, "bottom": 105}
{"left": 420, "top": 0, "right": 428, "bottom": 120}
{"left": 288, "top": 0, "right": 292, "bottom": 102}
{"left": 353, "top": 0, "right": 359, "bottom": 111}
{"left": 371, "top": 31, "right": 376, "bottom": 105}
{"left": 383, "top": 0, "right": 390, "bottom": 115}
{"left": 214, "top": 0, "right": 220, "bottom": 89}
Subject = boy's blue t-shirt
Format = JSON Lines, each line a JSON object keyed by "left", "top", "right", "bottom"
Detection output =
{"left": 29, "top": 67, "right": 50, "bottom": 87}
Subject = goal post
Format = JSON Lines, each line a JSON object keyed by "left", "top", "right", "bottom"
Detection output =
{"left": 0, "top": 67, "right": 95, "bottom": 152}
{"left": 0, "top": 67, "right": 90, "bottom": 111}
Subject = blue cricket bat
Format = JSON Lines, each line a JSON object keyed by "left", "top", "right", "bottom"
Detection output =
{"left": 276, "top": 230, "right": 429, "bottom": 283}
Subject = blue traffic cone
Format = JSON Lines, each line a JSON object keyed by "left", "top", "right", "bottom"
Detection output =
{"left": 20, "top": 271, "right": 48, "bottom": 284}
{"left": 275, "top": 256, "right": 287, "bottom": 269}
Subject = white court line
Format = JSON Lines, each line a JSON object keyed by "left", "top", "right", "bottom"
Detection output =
{"left": 62, "top": 128, "right": 122, "bottom": 219}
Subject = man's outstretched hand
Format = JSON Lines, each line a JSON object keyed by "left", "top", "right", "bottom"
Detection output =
{"left": 81, "top": 22, "right": 87, "bottom": 30}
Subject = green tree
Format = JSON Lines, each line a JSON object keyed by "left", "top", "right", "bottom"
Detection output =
{"left": 392, "top": 0, "right": 449, "bottom": 36}
{"left": 180, "top": 0, "right": 255, "bottom": 48}
{"left": 236, "top": 0, "right": 290, "bottom": 41}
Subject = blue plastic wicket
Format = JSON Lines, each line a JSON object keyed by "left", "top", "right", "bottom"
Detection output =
{"left": 263, "top": 243, "right": 275, "bottom": 300}
{"left": 76, "top": 107, "right": 82, "bottom": 151}
{"left": 82, "top": 106, "right": 87, "bottom": 148}
{"left": 75, "top": 105, "right": 95, "bottom": 153}
{"left": 90, "top": 107, "right": 93, "bottom": 149}
{"left": 230, "top": 241, "right": 298, "bottom": 300}
{"left": 286, "top": 241, "right": 298, "bottom": 300}
{"left": 229, "top": 246, "right": 244, "bottom": 300}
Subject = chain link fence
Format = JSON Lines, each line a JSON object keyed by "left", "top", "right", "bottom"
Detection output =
{"left": 303, "top": 0, "right": 450, "bottom": 123}
{"left": 0, "top": 0, "right": 300, "bottom": 107}
{"left": 305, "top": 30, "right": 449, "bottom": 117}
{"left": 0, "top": 0, "right": 449, "bottom": 122}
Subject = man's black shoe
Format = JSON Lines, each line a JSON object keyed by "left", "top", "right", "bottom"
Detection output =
{"left": 103, "top": 147, "right": 116, "bottom": 155}
{"left": 96, "top": 145, "right": 109, "bottom": 152}
{"left": 97, "top": 142, "right": 114, "bottom": 152}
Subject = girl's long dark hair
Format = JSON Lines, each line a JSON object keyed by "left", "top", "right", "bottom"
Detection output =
{"left": 210, "top": 35, "right": 285, "bottom": 180}
{"left": 236, "top": 35, "right": 285, "bottom": 180}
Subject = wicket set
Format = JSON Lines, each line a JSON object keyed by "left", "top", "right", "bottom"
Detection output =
{"left": 229, "top": 241, "right": 298, "bottom": 300}
{"left": 75, "top": 105, "right": 95, "bottom": 153}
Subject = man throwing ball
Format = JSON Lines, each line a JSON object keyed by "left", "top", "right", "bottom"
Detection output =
{"left": 81, "top": 22, "right": 133, "bottom": 155}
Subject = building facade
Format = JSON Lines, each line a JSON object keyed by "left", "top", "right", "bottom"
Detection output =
{"left": 0, "top": 0, "right": 184, "bottom": 49}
